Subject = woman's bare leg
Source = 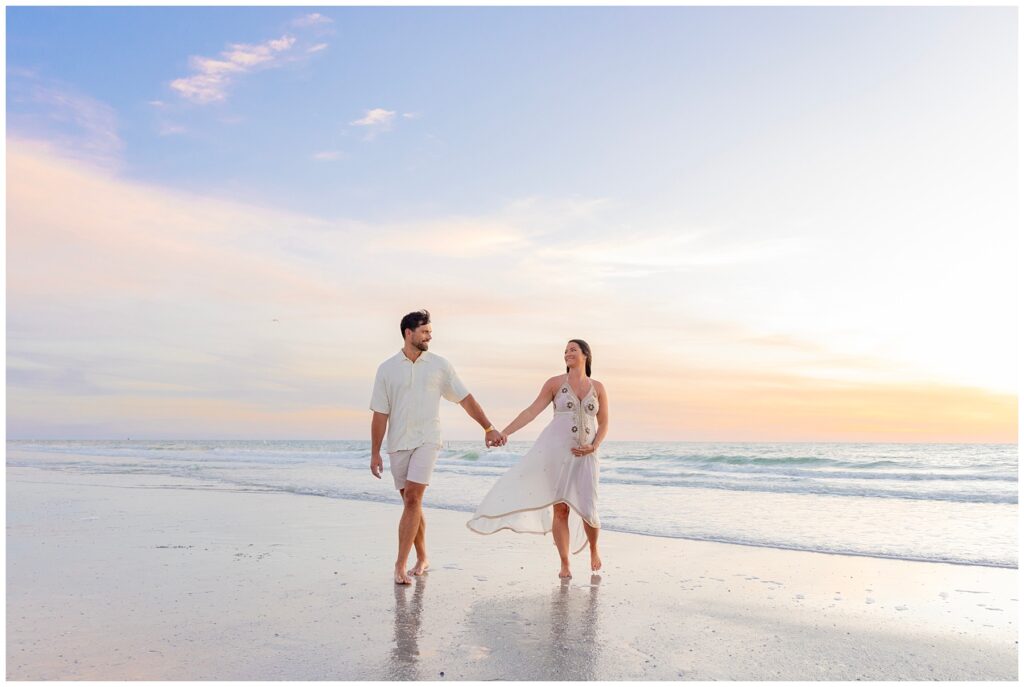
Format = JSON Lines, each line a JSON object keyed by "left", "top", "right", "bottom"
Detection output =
{"left": 552, "top": 503, "right": 572, "bottom": 578}
{"left": 583, "top": 521, "right": 601, "bottom": 571}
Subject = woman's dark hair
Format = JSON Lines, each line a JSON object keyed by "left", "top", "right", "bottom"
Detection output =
{"left": 566, "top": 339, "right": 592, "bottom": 377}
{"left": 400, "top": 309, "right": 431, "bottom": 338}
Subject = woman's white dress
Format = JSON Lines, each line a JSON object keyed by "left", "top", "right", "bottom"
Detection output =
{"left": 467, "top": 375, "right": 600, "bottom": 554}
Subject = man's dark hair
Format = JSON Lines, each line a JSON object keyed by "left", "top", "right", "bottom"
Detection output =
{"left": 400, "top": 309, "right": 431, "bottom": 338}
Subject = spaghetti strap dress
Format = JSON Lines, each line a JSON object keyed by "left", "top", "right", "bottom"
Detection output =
{"left": 467, "top": 375, "right": 600, "bottom": 554}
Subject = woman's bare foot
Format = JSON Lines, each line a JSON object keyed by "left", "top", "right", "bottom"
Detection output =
{"left": 558, "top": 563, "right": 572, "bottom": 579}
{"left": 394, "top": 565, "right": 412, "bottom": 585}
{"left": 409, "top": 559, "right": 430, "bottom": 576}
{"left": 590, "top": 548, "right": 602, "bottom": 572}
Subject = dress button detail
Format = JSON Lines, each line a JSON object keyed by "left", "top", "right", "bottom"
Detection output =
{"left": 567, "top": 401, "right": 574, "bottom": 409}
{"left": 587, "top": 403, "right": 595, "bottom": 411}
{"left": 561, "top": 387, "right": 568, "bottom": 394}
{"left": 571, "top": 426, "right": 578, "bottom": 433}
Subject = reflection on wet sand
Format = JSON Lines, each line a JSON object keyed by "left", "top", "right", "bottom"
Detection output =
{"left": 545, "top": 574, "right": 601, "bottom": 679}
{"left": 386, "top": 577, "right": 427, "bottom": 680}
{"left": 463, "top": 573, "right": 603, "bottom": 679}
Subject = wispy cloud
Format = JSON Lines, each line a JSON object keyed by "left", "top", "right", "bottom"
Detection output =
{"left": 537, "top": 230, "right": 804, "bottom": 276}
{"left": 157, "top": 122, "right": 187, "bottom": 136}
{"left": 7, "top": 142, "right": 1012, "bottom": 441}
{"left": 349, "top": 108, "right": 421, "bottom": 139}
{"left": 307, "top": 43, "right": 329, "bottom": 54}
{"left": 7, "top": 140, "right": 359, "bottom": 434}
{"left": 170, "top": 35, "right": 297, "bottom": 104}
{"left": 366, "top": 196, "right": 611, "bottom": 260}
{"left": 351, "top": 107, "right": 395, "bottom": 128}
{"left": 292, "top": 13, "right": 333, "bottom": 28}
{"left": 6, "top": 71, "right": 122, "bottom": 168}
{"left": 370, "top": 218, "right": 530, "bottom": 258}
{"left": 311, "top": 150, "right": 344, "bottom": 161}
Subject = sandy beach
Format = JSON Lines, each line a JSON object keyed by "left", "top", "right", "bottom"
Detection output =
{"left": 5, "top": 465, "right": 1018, "bottom": 680}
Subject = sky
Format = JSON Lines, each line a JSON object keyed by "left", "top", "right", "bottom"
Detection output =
{"left": 5, "top": 6, "right": 1018, "bottom": 442}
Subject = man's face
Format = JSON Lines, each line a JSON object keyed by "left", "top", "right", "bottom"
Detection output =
{"left": 409, "top": 324, "right": 432, "bottom": 351}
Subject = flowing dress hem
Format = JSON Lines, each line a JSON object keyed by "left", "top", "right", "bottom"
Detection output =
{"left": 465, "top": 498, "right": 599, "bottom": 555}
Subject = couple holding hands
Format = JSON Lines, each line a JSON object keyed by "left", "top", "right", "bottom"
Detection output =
{"left": 370, "top": 310, "right": 609, "bottom": 584}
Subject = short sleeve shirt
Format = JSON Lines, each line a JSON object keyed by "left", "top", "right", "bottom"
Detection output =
{"left": 370, "top": 350, "right": 470, "bottom": 451}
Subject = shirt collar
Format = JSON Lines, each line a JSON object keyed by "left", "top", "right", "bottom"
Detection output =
{"left": 398, "top": 349, "right": 429, "bottom": 364}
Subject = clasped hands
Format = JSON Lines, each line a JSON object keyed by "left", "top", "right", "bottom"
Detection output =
{"left": 485, "top": 429, "right": 508, "bottom": 448}
{"left": 571, "top": 443, "right": 597, "bottom": 457}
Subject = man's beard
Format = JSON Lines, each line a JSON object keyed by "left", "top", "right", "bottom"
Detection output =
{"left": 414, "top": 340, "right": 429, "bottom": 351}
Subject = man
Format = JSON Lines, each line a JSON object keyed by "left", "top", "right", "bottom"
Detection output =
{"left": 370, "top": 309, "right": 506, "bottom": 585}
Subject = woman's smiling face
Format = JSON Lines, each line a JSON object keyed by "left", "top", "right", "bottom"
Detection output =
{"left": 564, "top": 341, "right": 583, "bottom": 368}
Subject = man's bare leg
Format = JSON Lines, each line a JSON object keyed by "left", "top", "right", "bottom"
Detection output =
{"left": 583, "top": 521, "right": 601, "bottom": 571}
{"left": 395, "top": 482, "right": 427, "bottom": 584}
{"left": 409, "top": 513, "right": 429, "bottom": 575}
{"left": 552, "top": 502, "right": 572, "bottom": 579}
{"left": 399, "top": 488, "right": 429, "bottom": 575}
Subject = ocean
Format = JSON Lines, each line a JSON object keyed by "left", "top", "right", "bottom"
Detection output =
{"left": 6, "top": 439, "right": 1017, "bottom": 569}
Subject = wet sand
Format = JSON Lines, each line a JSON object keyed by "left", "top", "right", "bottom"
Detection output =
{"left": 6, "top": 466, "right": 1018, "bottom": 680}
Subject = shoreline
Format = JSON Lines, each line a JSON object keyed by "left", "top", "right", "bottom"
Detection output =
{"left": 14, "top": 466, "right": 1016, "bottom": 570}
{"left": 401, "top": 495, "right": 1020, "bottom": 570}
{"left": 8, "top": 441, "right": 1015, "bottom": 571}
{"left": 6, "top": 466, "right": 1018, "bottom": 680}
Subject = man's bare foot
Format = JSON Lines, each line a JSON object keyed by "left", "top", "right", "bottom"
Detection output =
{"left": 590, "top": 549, "right": 602, "bottom": 572}
{"left": 558, "top": 564, "right": 572, "bottom": 579}
{"left": 409, "top": 559, "right": 430, "bottom": 576}
{"left": 394, "top": 566, "right": 412, "bottom": 585}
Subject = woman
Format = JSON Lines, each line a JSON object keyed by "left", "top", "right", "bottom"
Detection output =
{"left": 467, "top": 339, "right": 609, "bottom": 579}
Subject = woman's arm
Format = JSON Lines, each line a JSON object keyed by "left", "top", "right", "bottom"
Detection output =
{"left": 501, "top": 378, "right": 557, "bottom": 437}
{"left": 592, "top": 381, "right": 609, "bottom": 449}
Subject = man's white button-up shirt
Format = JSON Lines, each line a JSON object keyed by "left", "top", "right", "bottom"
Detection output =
{"left": 369, "top": 350, "right": 470, "bottom": 452}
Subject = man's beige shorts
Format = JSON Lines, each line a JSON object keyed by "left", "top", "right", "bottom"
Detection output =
{"left": 388, "top": 444, "right": 441, "bottom": 490}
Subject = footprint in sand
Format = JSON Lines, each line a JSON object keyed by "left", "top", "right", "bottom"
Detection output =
{"left": 895, "top": 605, "right": 909, "bottom": 611}
{"left": 865, "top": 598, "right": 876, "bottom": 605}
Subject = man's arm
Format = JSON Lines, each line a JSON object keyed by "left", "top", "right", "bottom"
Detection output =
{"left": 370, "top": 411, "right": 388, "bottom": 478}
{"left": 458, "top": 394, "right": 505, "bottom": 446}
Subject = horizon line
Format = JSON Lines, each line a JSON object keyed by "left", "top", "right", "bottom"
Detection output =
{"left": 5, "top": 437, "right": 1018, "bottom": 446}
